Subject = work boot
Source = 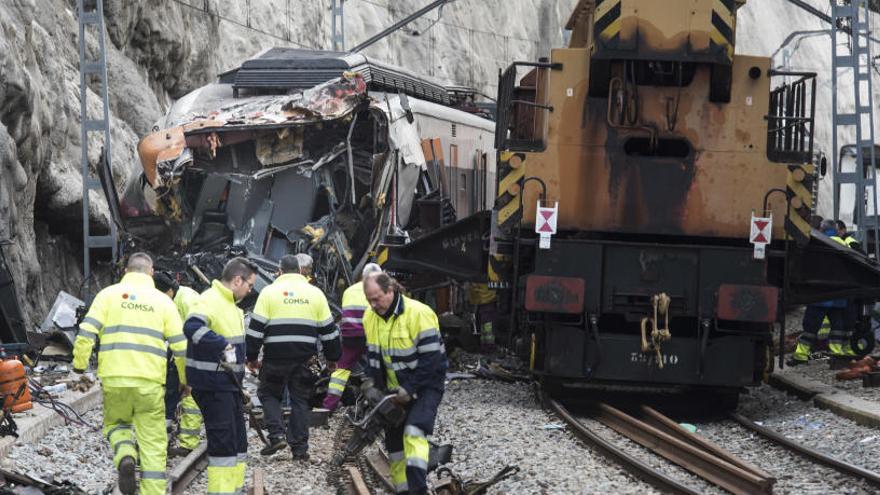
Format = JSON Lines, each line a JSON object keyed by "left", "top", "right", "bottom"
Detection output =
{"left": 290, "top": 445, "right": 310, "bottom": 461}
{"left": 260, "top": 437, "right": 287, "bottom": 456}
{"left": 785, "top": 357, "right": 809, "bottom": 367}
{"left": 117, "top": 456, "right": 137, "bottom": 495}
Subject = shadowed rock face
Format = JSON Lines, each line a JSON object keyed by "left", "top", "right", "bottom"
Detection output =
{"left": 0, "top": 0, "right": 575, "bottom": 330}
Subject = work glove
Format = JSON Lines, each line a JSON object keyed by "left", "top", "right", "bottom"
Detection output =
{"left": 391, "top": 387, "right": 412, "bottom": 407}
{"left": 73, "top": 368, "right": 85, "bottom": 375}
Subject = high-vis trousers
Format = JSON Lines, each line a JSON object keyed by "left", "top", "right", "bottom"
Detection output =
{"left": 192, "top": 390, "right": 247, "bottom": 495}
{"left": 178, "top": 395, "right": 203, "bottom": 449}
{"left": 165, "top": 362, "right": 203, "bottom": 449}
{"left": 795, "top": 305, "right": 846, "bottom": 360}
{"left": 322, "top": 337, "right": 366, "bottom": 410}
{"left": 384, "top": 387, "right": 443, "bottom": 495}
{"left": 103, "top": 384, "right": 167, "bottom": 495}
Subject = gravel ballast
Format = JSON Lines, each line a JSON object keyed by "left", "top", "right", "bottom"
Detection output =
{"left": 737, "top": 384, "right": 880, "bottom": 473}
{"left": 431, "top": 379, "right": 658, "bottom": 494}
{"left": 5, "top": 408, "right": 115, "bottom": 493}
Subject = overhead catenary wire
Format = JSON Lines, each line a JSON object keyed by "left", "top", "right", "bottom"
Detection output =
{"left": 166, "top": 0, "right": 319, "bottom": 49}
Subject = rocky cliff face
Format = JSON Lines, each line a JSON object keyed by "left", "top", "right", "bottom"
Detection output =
{"left": 0, "top": 0, "right": 575, "bottom": 331}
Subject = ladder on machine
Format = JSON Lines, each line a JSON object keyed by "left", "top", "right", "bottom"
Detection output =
{"left": 77, "top": 0, "right": 119, "bottom": 302}
{"left": 831, "top": 0, "right": 880, "bottom": 258}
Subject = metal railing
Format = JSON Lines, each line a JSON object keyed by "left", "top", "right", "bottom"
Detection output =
{"left": 766, "top": 70, "right": 817, "bottom": 164}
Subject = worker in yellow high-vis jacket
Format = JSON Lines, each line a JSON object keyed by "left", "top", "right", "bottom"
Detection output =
{"left": 73, "top": 253, "right": 187, "bottom": 495}
{"left": 154, "top": 272, "right": 203, "bottom": 457}
{"left": 363, "top": 272, "right": 447, "bottom": 495}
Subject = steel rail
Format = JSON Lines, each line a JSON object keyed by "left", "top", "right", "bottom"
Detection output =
{"left": 169, "top": 442, "right": 208, "bottom": 494}
{"left": 730, "top": 412, "right": 880, "bottom": 488}
{"left": 595, "top": 403, "right": 773, "bottom": 495}
{"left": 346, "top": 466, "right": 371, "bottom": 495}
{"left": 545, "top": 396, "right": 701, "bottom": 495}
{"left": 640, "top": 405, "right": 773, "bottom": 482}
{"left": 365, "top": 449, "right": 395, "bottom": 493}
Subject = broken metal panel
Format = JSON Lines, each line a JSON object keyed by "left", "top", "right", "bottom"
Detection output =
{"left": 269, "top": 168, "right": 318, "bottom": 236}
{"left": 265, "top": 232, "right": 292, "bottom": 261}
{"left": 242, "top": 199, "right": 274, "bottom": 255}
{"left": 189, "top": 175, "right": 230, "bottom": 243}
{"left": 227, "top": 177, "right": 273, "bottom": 241}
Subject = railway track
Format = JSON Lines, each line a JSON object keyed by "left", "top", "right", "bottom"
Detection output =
{"left": 730, "top": 412, "right": 880, "bottom": 489}
{"left": 169, "top": 443, "right": 208, "bottom": 494}
{"left": 547, "top": 395, "right": 880, "bottom": 494}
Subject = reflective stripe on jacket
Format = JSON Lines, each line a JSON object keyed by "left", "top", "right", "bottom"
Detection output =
{"left": 184, "top": 279, "right": 245, "bottom": 391}
{"left": 340, "top": 281, "right": 368, "bottom": 339}
{"left": 73, "top": 272, "right": 186, "bottom": 385}
{"left": 246, "top": 273, "right": 341, "bottom": 363}
{"left": 364, "top": 294, "right": 447, "bottom": 394}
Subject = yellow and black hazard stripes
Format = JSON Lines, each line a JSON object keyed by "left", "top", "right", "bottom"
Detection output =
{"left": 711, "top": 0, "right": 736, "bottom": 60}
{"left": 495, "top": 151, "right": 527, "bottom": 231}
{"left": 487, "top": 253, "right": 511, "bottom": 289}
{"left": 376, "top": 247, "right": 389, "bottom": 266}
{"left": 594, "top": 0, "right": 621, "bottom": 43}
{"left": 785, "top": 164, "right": 816, "bottom": 246}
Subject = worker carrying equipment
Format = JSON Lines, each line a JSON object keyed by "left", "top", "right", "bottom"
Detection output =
{"left": 790, "top": 220, "right": 854, "bottom": 365}
{"left": 154, "top": 271, "right": 203, "bottom": 457}
{"left": 333, "top": 378, "right": 406, "bottom": 466}
{"left": 322, "top": 262, "right": 383, "bottom": 411}
{"left": 73, "top": 252, "right": 186, "bottom": 495}
{"left": 183, "top": 257, "right": 257, "bottom": 495}
{"left": 363, "top": 272, "right": 448, "bottom": 495}
{"left": 246, "top": 254, "right": 341, "bottom": 459}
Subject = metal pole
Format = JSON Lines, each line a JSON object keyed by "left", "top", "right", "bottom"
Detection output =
{"left": 351, "top": 0, "right": 452, "bottom": 53}
{"left": 77, "top": 0, "right": 90, "bottom": 295}
{"left": 332, "top": 0, "right": 346, "bottom": 51}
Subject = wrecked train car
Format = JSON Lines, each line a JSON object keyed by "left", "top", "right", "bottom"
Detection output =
{"left": 121, "top": 48, "right": 495, "bottom": 301}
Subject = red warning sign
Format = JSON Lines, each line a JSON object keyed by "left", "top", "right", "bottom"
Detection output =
{"left": 750, "top": 214, "right": 772, "bottom": 245}
{"left": 535, "top": 202, "right": 558, "bottom": 235}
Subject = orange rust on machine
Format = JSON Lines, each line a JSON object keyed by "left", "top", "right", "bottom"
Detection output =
{"left": 0, "top": 358, "right": 32, "bottom": 413}
{"left": 514, "top": 0, "right": 788, "bottom": 240}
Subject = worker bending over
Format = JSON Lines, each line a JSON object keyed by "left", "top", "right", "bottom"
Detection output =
{"left": 363, "top": 272, "right": 447, "bottom": 495}
{"left": 154, "top": 272, "right": 203, "bottom": 457}
{"left": 73, "top": 253, "right": 186, "bottom": 495}
{"left": 184, "top": 258, "right": 256, "bottom": 495}
{"left": 246, "top": 254, "right": 341, "bottom": 458}
{"left": 322, "top": 262, "right": 383, "bottom": 410}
